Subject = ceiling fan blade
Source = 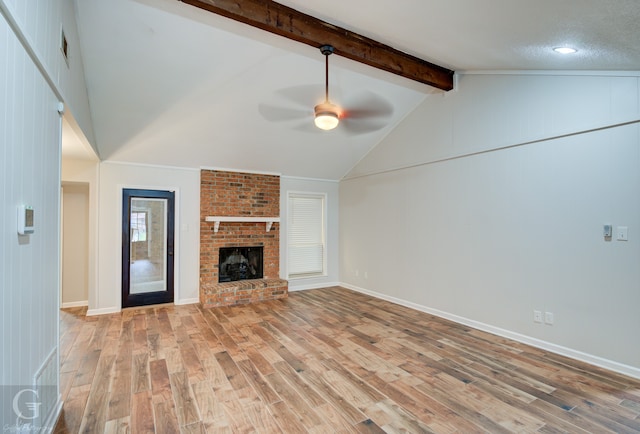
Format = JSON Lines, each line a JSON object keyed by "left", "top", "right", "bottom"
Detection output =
{"left": 342, "top": 91, "right": 394, "bottom": 120}
{"left": 341, "top": 118, "right": 388, "bottom": 135}
{"left": 292, "top": 120, "right": 322, "bottom": 133}
{"left": 276, "top": 84, "right": 325, "bottom": 107}
{"left": 258, "top": 103, "right": 310, "bottom": 122}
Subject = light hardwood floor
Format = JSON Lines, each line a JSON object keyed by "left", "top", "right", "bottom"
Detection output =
{"left": 54, "top": 287, "right": 640, "bottom": 433}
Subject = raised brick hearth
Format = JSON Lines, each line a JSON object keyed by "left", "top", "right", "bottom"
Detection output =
{"left": 200, "top": 278, "right": 288, "bottom": 307}
{"left": 200, "top": 170, "right": 287, "bottom": 308}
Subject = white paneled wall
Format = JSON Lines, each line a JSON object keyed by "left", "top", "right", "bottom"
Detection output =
{"left": 0, "top": 10, "right": 62, "bottom": 429}
{"left": 1, "top": 0, "right": 96, "bottom": 149}
{"left": 340, "top": 73, "right": 640, "bottom": 377}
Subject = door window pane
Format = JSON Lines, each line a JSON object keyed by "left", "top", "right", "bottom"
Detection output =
{"left": 130, "top": 198, "right": 167, "bottom": 294}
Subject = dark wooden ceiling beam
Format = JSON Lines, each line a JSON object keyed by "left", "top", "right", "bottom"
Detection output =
{"left": 180, "top": 0, "right": 455, "bottom": 91}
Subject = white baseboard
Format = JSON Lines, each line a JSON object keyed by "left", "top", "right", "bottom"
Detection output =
{"left": 61, "top": 300, "right": 88, "bottom": 308}
{"left": 43, "top": 397, "right": 63, "bottom": 433}
{"left": 86, "top": 298, "right": 199, "bottom": 314}
{"left": 86, "top": 306, "right": 121, "bottom": 316}
{"left": 288, "top": 281, "right": 341, "bottom": 292}
{"left": 341, "top": 283, "right": 640, "bottom": 380}
{"left": 175, "top": 297, "right": 199, "bottom": 305}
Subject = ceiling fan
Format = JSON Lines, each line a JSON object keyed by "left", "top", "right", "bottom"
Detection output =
{"left": 259, "top": 44, "right": 394, "bottom": 134}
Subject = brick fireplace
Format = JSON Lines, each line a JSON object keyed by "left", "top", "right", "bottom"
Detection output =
{"left": 199, "top": 170, "right": 287, "bottom": 307}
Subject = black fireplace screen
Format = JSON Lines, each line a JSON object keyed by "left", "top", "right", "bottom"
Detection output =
{"left": 218, "top": 246, "right": 263, "bottom": 282}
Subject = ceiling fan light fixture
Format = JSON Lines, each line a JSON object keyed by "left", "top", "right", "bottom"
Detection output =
{"left": 314, "top": 102, "right": 340, "bottom": 130}
{"left": 553, "top": 46, "right": 577, "bottom": 54}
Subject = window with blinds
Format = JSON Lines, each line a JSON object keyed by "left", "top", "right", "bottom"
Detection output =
{"left": 287, "top": 193, "right": 326, "bottom": 278}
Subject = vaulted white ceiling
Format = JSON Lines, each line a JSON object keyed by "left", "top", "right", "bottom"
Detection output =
{"left": 72, "top": 0, "right": 640, "bottom": 180}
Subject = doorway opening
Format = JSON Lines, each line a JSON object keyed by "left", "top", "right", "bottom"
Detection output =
{"left": 61, "top": 182, "right": 90, "bottom": 308}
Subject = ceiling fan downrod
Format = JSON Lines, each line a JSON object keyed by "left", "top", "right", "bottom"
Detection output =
{"left": 314, "top": 44, "right": 340, "bottom": 131}
{"left": 320, "top": 44, "right": 334, "bottom": 102}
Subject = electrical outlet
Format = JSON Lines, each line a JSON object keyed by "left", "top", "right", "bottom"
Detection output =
{"left": 355, "top": 269, "right": 359, "bottom": 277}
{"left": 364, "top": 271, "right": 368, "bottom": 279}
{"left": 617, "top": 226, "right": 628, "bottom": 241}
{"left": 545, "top": 312, "right": 554, "bottom": 325}
{"left": 533, "top": 310, "right": 543, "bottom": 323}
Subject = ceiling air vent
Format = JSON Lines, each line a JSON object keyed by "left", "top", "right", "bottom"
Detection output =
{"left": 60, "top": 27, "right": 69, "bottom": 66}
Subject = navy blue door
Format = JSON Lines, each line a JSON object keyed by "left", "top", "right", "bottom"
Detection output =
{"left": 122, "top": 189, "right": 175, "bottom": 307}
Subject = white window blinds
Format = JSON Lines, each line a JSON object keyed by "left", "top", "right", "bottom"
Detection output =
{"left": 288, "top": 194, "right": 325, "bottom": 277}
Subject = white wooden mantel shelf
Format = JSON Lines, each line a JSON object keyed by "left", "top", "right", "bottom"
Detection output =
{"left": 205, "top": 216, "right": 280, "bottom": 233}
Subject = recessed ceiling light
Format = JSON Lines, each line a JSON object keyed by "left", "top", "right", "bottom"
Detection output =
{"left": 553, "top": 47, "right": 577, "bottom": 54}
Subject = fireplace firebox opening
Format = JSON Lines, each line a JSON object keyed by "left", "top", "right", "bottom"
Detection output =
{"left": 218, "top": 246, "right": 263, "bottom": 283}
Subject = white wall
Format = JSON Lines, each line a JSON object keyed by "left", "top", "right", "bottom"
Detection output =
{"left": 340, "top": 73, "right": 640, "bottom": 378}
{"left": 0, "top": 9, "right": 62, "bottom": 429}
{"left": 280, "top": 177, "right": 340, "bottom": 290}
{"left": 93, "top": 162, "right": 200, "bottom": 314}
{"left": 61, "top": 183, "right": 89, "bottom": 306}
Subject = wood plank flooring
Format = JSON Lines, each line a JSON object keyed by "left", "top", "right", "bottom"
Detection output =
{"left": 54, "top": 287, "right": 640, "bottom": 433}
